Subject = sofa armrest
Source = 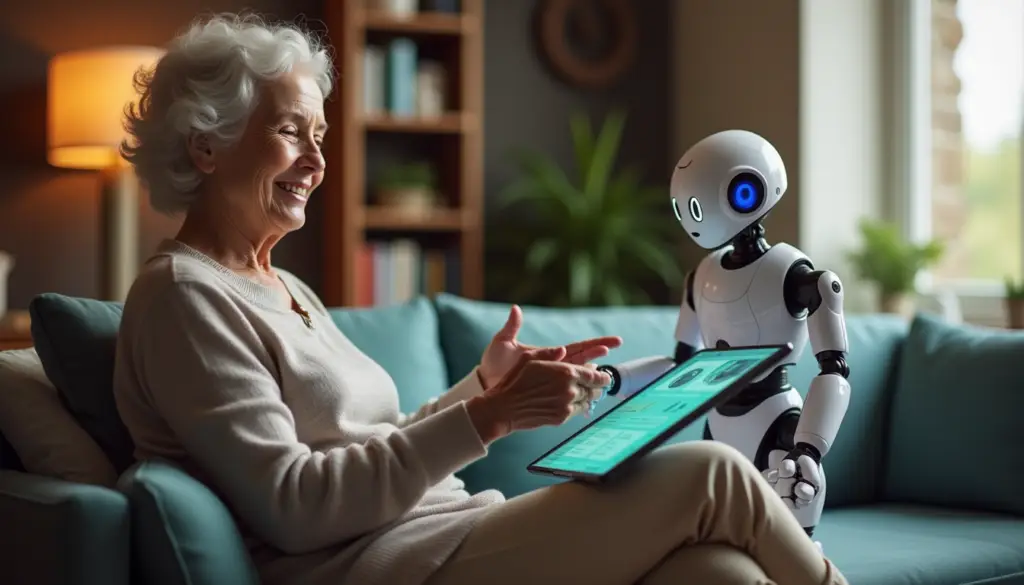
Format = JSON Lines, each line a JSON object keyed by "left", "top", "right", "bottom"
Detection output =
{"left": 0, "top": 470, "right": 130, "bottom": 585}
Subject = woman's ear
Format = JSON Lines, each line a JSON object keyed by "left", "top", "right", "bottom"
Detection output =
{"left": 187, "top": 133, "right": 216, "bottom": 174}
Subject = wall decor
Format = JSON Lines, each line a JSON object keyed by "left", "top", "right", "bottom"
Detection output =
{"left": 534, "top": 0, "right": 638, "bottom": 89}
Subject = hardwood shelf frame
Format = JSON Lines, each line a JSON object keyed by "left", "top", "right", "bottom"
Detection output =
{"left": 322, "top": 1, "right": 485, "bottom": 307}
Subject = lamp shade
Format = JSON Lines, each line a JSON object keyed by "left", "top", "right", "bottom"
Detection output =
{"left": 47, "top": 46, "right": 164, "bottom": 170}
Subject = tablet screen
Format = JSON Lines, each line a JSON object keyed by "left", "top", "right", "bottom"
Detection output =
{"left": 530, "top": 347, "right": 783, "bottom": 476}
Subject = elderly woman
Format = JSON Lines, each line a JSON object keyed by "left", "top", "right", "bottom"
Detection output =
{"left": 112, "top": 13, "right": 847, "bottom": 585}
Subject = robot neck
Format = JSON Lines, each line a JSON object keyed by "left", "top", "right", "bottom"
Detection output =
{"left": 722, "top": 221, "right": 771, "bottom": 270}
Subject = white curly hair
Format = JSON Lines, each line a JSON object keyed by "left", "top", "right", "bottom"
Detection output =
{"left": 120, "top": 13, "right": 335, "bottom": 215}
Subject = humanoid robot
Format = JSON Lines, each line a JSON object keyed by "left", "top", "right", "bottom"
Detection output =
{"left": 598, "top": 130, "right": 851, "bottom": 537}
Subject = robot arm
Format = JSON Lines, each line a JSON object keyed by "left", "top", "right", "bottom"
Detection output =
{"left": 598, "top": 271, "right": 704, "bottom": 398}
{"left": 785, "top": 262, "right": 851, "bottom": 462}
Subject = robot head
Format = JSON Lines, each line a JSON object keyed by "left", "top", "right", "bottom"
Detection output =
{"left": 670, "top": 130, "right": 788, "bottom": 249}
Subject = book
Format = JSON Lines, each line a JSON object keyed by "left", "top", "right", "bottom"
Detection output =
{"left": 416, "top": 60, "right": 447, "bottom": 117}
{"left": 385, "top": 38, "right": 418, "bottom": 116}
{"left": 362, "top": 45, "right": 386, "bottom": 116}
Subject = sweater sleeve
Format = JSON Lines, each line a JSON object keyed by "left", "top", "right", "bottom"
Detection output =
{"left": 397, "top": 367, "right": 487, "bottom": 428}
{"left": 132, "top": 281, "right": 488, "bottom": 554}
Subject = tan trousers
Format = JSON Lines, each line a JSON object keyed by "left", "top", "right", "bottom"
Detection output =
{"left": 427, "top": 441, "right": 848, "bottom": 585}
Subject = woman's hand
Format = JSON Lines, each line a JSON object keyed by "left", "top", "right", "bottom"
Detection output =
{"left": 477, "top": 305, "right": 622, "bottom": 389}
{"left": 466, "top": 346, "right": 612, "bottom": 444}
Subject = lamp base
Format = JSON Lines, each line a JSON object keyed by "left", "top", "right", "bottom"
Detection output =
{"left": 99, "top": 166, "right": 139, "bottom": 302}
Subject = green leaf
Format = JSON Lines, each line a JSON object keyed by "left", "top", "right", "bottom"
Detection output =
{"left": 569, "top": 252, "right": 595, "bottom": 305}
{"left": 525, "top": 238, "right": 559, "bottom": 272}
{"left": 569, "top": 112, "right": 595, "bottom": 186}
{"left": 624, "top": 237, "right": 685, "bottom": 287}
{"left": 582, "top": 110, "right": 627, "bottom": 203}
{"left": 846, "top": 218, "right": 944, "bottom": 295}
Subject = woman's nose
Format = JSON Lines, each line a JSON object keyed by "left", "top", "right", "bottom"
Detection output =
{"left": 299, "top": 146, "right": 325, "bottom": 172}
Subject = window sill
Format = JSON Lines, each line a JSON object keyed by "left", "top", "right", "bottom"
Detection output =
{"left": 914, "top": 280, "right": 1009, "bottom": 327}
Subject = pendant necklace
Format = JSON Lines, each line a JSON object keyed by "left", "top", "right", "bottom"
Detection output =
{"left": 291, "top": 297, "right": 315, "bottom": 330}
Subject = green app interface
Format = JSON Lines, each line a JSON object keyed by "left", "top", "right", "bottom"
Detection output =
{"left": 533, "top": 347, "right": 780, "bottom": 476}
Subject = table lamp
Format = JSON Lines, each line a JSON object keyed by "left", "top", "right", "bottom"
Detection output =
{"left": 47, "top": 46, "right": 164, "bottom": 301}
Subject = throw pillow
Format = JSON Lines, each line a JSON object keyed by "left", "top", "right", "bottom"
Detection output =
{"left": 29, "top": 293, "right": 135, "bottom": 472}
{"left": 884, "top": 312, "right": 1024, "bottom": 516}
{"left": 118, "top": 460, "right": 260, "bottom": 585}
{"left": 0, "top": 347, "right": 118, "bottom": 486}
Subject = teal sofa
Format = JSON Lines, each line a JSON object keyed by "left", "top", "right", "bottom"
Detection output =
{"left": 2, "top": 292, "right": 1024, "bottom": 585}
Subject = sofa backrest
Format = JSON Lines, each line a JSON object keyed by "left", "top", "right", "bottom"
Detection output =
{"left": 430, "top": 293, "right": 910, "bottom": 508}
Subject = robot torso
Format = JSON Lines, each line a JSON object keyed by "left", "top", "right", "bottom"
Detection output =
{"left": 692, "top": 242, "right": 810, "bottom": 370}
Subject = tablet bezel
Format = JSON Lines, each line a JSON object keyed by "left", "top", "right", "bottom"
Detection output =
{"left": 526, "top": 343, "right": 794, "bottom": 484}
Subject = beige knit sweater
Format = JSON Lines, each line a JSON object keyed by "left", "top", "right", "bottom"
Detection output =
{"left": 113, "top": 240, "right": 505, "bottom": 585}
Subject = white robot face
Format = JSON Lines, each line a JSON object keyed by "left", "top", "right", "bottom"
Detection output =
{"left": 669, "top": 130, "right": 788, "bottom": 250}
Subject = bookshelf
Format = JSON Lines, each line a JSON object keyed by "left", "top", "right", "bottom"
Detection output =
{"left": 322, "top": 0, "right": 484, "bottom": 307}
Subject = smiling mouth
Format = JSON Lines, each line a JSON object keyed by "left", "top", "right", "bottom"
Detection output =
{"left": 275, "top": 182, "right": 310, "bottom": 198}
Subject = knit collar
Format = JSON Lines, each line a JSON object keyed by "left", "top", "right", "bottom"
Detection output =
{"left": 154, "top": 238, "right": 297, "bottom": 312}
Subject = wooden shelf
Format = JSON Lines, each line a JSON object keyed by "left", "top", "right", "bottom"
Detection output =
{"left": 359, "top": 11, "right": 476, "bottom": 35}
{"left": 323, "top": 0, "right": 484, "bottom": 308}
{"left": 360, "top": 207, "right": 466, "bottom": 231}
{"left": 363, "top": 113, "right": 473, "bottom": 134}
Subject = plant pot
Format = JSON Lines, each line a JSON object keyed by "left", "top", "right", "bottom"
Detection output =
{"left": 1006, "top": 298, "right": 1024, "bottom": 329}
{"left": 376, "top": 187, "right": 437, "bottom": 215}
{"left": 880, "top": 293, "right": 915, "bottom": 319}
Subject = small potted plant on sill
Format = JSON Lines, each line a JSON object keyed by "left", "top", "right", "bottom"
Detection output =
{"left": 1004, "top": 277, "right": 1024, "bottom": 329}
{"left": 846, "top": 218, "right": 944, "bottom": 318}
{"left": 373, "top": 161, "right": 441, "bottom": 216}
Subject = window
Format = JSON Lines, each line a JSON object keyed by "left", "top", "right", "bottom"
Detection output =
{"left": 906, "top": 0, "right": 1024, "bottom": 291}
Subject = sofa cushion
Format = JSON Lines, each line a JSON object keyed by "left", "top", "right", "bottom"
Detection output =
{"left": 0, "top": 347, "right": 117, "bottom": 486}
{"left": 329, "top": 296, "right": 449, "bottom": 412}
{"left": 117, "top": 460, "right": 260, "bottom": 585}
{"left": 29, "top": 294, "right": 135, "bottom": 473}
{"left": 786, "top": 314, "right": 907, "bottom": 507}
{"left": 434, "top": 293, "right": 687, "bottom": 497}
{"left": 818, "top": 504, "right": 1024, "bottom": 585}
{"left": 884, "top": 313, "right": 1024, "bottom": 516}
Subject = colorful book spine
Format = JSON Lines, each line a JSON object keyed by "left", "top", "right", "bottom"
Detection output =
{"left": 356, "top": 241, "right": 461, "bottom": 306}
{"left": 385, "top": 38, "right": 417, "bottom": 116}
{"left": 362, "top": 45, "right": 386, "bottom": 116}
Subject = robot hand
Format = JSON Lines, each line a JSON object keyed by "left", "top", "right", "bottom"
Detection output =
{"left": 763, "top": 443, "right": 822, "bottom": 512}
{"left": 596, "top": 356, "right": 676, "bottom": 400}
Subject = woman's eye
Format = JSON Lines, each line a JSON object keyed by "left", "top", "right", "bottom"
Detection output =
{"left": 281, "top": 127, "right": 298, "bottom": 136}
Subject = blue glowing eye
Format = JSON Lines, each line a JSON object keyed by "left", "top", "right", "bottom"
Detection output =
{"left": 727, "top": 173, "right": 764, "bottom": 214}
{"left": 732, "top": 183, "right": 757, "bottom": 210}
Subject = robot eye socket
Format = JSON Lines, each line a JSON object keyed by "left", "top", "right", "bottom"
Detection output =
{"left": 671, "top": 198, "right": 683, "bottom": 222}
{"left": 727, "top": 173, "right": 765, "bottom": 214}
{"left": 688, "top": 197, "right": 703, "bottom": 222}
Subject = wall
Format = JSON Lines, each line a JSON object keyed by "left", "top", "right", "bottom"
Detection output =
{"left": 0, "top": 0, "right": 670, "bottom": 309}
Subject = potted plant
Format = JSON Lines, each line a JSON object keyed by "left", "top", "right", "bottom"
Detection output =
{"left": 373, "top": 161, "right": 440, "bottom": 215}
{"left": 1004, "top": 277, "right": 1024, "bottom": 329}
{"left": 487, "top": 109, "right": 684, "bottom": 306}
{"left": 846, "top": 218, "right": 944, "bottom": 317}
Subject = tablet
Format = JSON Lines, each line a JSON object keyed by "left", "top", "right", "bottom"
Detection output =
{"left": 526, "top": 343, "right": 792, "bottom": 483}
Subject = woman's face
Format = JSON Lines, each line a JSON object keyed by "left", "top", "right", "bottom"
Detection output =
{"left": 194, "top": 70, "right": 327, "bottom": 239}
